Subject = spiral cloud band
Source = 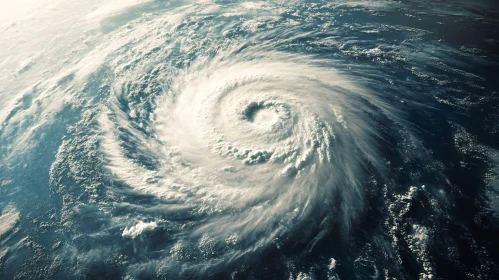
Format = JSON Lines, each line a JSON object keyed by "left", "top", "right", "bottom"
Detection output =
{"left": 100, "top": 45, "right": 387, "bottom": 265}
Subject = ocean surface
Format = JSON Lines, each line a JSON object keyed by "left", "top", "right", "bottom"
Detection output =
{"left": 0, "top": 1, "right": 498, "bottom": 279}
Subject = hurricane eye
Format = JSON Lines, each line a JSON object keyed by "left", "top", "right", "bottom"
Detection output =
{"left": 243, "top": 102, "right": 276, "bottom": 124}
{"left": 250, "top": 107, "right": 275, "bottom": 124}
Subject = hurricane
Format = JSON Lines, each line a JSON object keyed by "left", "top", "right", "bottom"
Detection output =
{"left": 1, "top": 1, "right": 498, "bottom": 279}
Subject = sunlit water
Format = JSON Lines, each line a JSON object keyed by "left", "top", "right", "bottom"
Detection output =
{"left": 0, "top": 1, "right": 498, "bottom": 279}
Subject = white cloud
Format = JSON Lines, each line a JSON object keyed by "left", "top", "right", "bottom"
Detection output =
{"left": 122, "top": 221, "right": 157, "bottom": 238}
